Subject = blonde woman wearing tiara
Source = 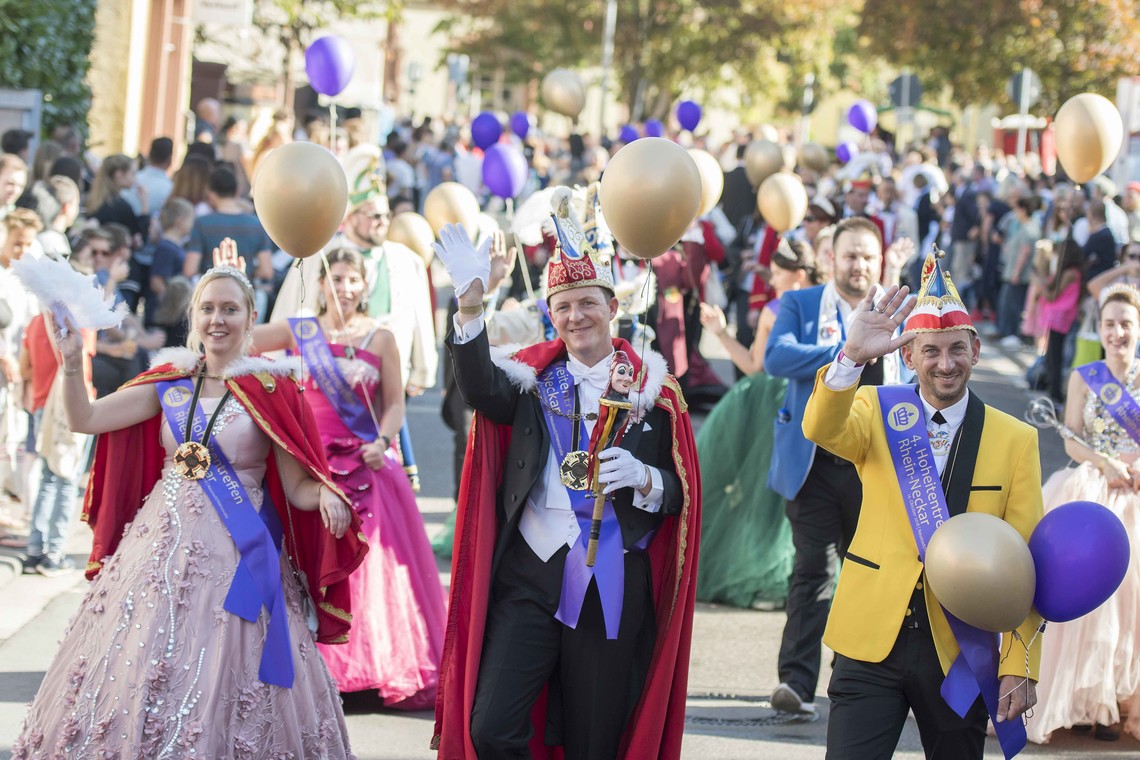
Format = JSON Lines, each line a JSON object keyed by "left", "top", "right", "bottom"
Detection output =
{"left": 1027, "top": 282, "right": 1140, "bottom": 744}
{"left": 695, "top": 239, "right": 820, "bottom": 609}
{"left": 12, "top": 263, "right": 367, "bottom": 758}
{"left": 250, "top": 245, "right": 446, "bottom": 709}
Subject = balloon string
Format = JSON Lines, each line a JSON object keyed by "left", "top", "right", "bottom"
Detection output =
{"left": 632, "top": 259, "right": 652, "bottom": 416}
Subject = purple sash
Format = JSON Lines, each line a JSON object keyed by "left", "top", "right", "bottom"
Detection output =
{"left": 539, "top": 361, "right": 625, "bottom": 639}
{"left": 289, "top": 317, "right": 377, "bottom": 442}
{"left": 1077, "top": 361, "right": 1140, "bottom": 446}
{"left": 157, "top": 379, "right": 295, "bottom": 689}
{"left": 878, "top": 385, "right": 1026, "bottom": 759}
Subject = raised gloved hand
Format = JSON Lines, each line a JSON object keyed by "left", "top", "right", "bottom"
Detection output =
{"left": 431, "top": 223, "right": 492, "bottom": 299}
{"left": 597, "top": 447, "right": 649, "bottom": 495}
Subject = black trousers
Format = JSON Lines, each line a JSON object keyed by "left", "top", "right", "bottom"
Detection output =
{"left": 470, "top": 535, "right": 655, "bottom": 760}
{"left": 826, "top": 622, "right": 988, "bottom": 759}
{"left": 1045, "top": 328, "right": 1067, "bottom": 404}
{"left": 778, "top": 454, "right": 862, "bottom": 702}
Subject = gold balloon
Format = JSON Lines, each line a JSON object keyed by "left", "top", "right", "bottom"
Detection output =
{"left": 541, "top": 69, "right": 586, "bottom": 119}
{"left": 757, "top": 172, "right": 809, "bottom": 233}
{"left": 599, "top": 138, "right": 702, "bottom": 260}
{"left": 251, "top": 142, "right": 348, "bottom": 259}
{"left": 924, "top": 513, "right": 1037, "bottom": 633}
{"left": 687, "top": 148, "right": 724, "bottom": 218}
{"left": 799, "top": 142, "right": 830, "bottom": 172}
{"left": 387, "top": 212, "right": 436, "bottom": 265}
{"left": 1054, "top": 92, "right": 1124, "bottom": 184}
{"left": 424, "top": 182, "right": 480, "bottom": 236}
{"left": 744, "top": 140, "right": 786, "bottom": 187}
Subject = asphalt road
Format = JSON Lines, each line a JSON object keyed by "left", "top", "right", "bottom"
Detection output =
{"left": 1, "top": 337, "right": 1134, "bottom": 759}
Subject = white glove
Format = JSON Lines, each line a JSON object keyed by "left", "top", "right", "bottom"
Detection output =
{"left": 597, "top": 447, "right": 649, "bottom": 495}
{"left": 431, "top": 223, "right": 492, "bottom": 298}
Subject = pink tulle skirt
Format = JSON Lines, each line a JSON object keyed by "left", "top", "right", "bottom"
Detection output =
{"left": 1026, "top": 462, "right": 1140, "bottom": 743}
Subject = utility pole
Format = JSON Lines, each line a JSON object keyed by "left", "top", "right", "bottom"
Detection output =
{"left": 598, "top": 0, "right": 618, "bottom": 136}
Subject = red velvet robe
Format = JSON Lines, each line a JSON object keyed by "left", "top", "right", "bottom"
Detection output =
{"left": 432, "top": 338, "right": 702, "bottom": 760}
{"left": 82, "top": 361, "right": 368, "bottom": 645}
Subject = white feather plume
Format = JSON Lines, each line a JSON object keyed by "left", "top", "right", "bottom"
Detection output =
{"left": 11, "top": 255, "right": 128, "bottom": 330}
{"left": 511, "top": 187, "right": 559, "bottom": 246}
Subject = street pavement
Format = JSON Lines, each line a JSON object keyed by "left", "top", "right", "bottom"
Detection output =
{"left": 1, "top": 334, "right": 1137, "bottom": 759}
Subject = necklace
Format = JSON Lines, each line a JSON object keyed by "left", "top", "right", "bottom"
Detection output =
{"left": 549, "top": 391, "right": 591, "bottom": 490}
{"left": 171, "top": 368, "right": 234, "bottom": 480}
{"left": 534, "top": 390, "right": 598, "bottom": 422}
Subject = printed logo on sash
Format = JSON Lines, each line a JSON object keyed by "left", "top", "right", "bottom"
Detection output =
{"left": 163, "top": 386, "right": 192, "bottom": 407}
{"left": 1100, "top": 382, "right": 1123, "bottom": 405}
{"left": 887, "top": 402, "right": 920, "bottom": 432}
{"left": 295, "top": 319, "right": 319, "bottom": 340}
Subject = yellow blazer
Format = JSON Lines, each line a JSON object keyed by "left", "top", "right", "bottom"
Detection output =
{"left": 802, "top": 365, "right": 1044, "bottom": 680}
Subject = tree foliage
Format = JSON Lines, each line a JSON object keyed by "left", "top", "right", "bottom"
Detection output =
{"left": 860, "top": 0, "right": 1140, "bottom": 111}
{"left": 436, "top": 0, "right": 854, "bottom": 121}
{"left": 0, "top": 0, "right": 97, "bottom": 138}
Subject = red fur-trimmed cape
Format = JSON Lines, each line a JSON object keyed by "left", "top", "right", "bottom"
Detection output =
{"left": 82, "top": 355, "right": 368, "bottom": 645}
{"left": 432, "top": 337, "right": 702, "bottom": 759}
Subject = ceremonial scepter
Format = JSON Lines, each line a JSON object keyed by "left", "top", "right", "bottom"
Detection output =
{"left": 1024, "top": 396, "right": 1097, "bottom": 453}
{"left": 586, "top": 353, "right": 635, "bottom": 567}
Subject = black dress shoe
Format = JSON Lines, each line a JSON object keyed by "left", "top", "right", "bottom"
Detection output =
{"left": 1094, "top": 724, "right": 1120, "bottom": 741}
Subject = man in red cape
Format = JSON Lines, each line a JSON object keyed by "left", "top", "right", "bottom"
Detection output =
{"left": 82, "top": 351, "right": 367, "bottom": 645}
{"left": 431, "top": 194, "right": 701, "bottom": 760}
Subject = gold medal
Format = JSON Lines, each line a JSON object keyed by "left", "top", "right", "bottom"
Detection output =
{"left": 1092, "top": 418, "right": 1107, "bottom": 434}
{"left": 560, "top": 450, "right": 591, "bottom": 490}
{"left": 173, "top": 440, "right": 211, "bottom": 480}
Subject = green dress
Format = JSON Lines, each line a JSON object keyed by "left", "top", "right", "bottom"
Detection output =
{"left": 695, "top": 370, "right": 794, "bottom": 608}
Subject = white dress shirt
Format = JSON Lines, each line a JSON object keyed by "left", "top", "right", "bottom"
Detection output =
{"left": 453, "top": 314, "right": 664, "bottom": 561}
{"left": 825, "top": 361, "right": 969, "bottom": 475}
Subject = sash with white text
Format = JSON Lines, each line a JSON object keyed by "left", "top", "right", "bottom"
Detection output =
{"left": 538, "top": 361, "right": 624, "bottom": 639}
{"left": 157, "top": 378, "right": 295, "bottom": 688}
{"left": 289, "top": 317, "right": 377, "bottom": 442}
{"left": 1076, "top": 361, "right": 1140, "bottom": 446}
{"left": 878, "top": 385, "right": 1025, "bottom": 759}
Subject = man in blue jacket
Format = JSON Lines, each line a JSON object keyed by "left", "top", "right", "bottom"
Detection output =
{"left": 764, "top": 217, "right": 906, "bottom": 714}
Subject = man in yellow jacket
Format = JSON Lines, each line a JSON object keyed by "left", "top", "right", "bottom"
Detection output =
{"left": 803, "top": 253, "right": 1042, "bottom": 759}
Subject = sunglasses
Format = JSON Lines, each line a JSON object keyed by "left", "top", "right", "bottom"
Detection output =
{"left": 803, "top": 216, "right": 820, "bottom": 223}
{"left": 91, "top": 248, "right": 113, "bottom": 257}
{"left": 359, "top": 212, "right": 390, "bottom": 222}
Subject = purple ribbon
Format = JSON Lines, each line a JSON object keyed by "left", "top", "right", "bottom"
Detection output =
{"left": 289, "top": 317, "right": 377, "bottom": 442}
{"left": 158, "top": 379, "right": 295, "bottom": 688}
{"left": 1077, "top": 361, "right": 1140, "bottom": 446}
{"left": 878, "top": 385, "right": 1026, "bottom": 759}
{"left": 539, "top": 361, "right": 625, "bottom": 639}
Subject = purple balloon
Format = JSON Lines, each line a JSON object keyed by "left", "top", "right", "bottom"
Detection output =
{"left": 644, "top": 119, "right": 665, "bottom": 138}
{"left": 305, "top": 36, "right": 356, "bottom": 97}
{"left": 676, "top": 100, "right": 701, "bottom": 132}
{"left": 836, "top": 141, "right": 860, "bottom": 164}
{"left": 482, "top": 144, "right": 528, "bottom": 198}
{"left": 471, "top": 112, "right": 502, "bottom": 151}
{"left": 847, "top": 99, "right": 878, "bottom": 134}
{"left": 1030, "top": 501, "right": 1130, "bottom": 623}
{"left": 619, "top": 124, "right": 639, "bottom": 143}
{"left": 510, "top": 111, "right": 530, "bottom": 140}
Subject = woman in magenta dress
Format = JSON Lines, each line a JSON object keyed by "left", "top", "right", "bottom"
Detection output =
{"left": 255, "top": 247, "right": 446, "bottom": 709}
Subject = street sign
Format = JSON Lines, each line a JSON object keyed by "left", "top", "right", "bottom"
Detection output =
{"left": 1007, "top": 69, "right": 1041, "bottom": 109}
{"left": 889, "top": 74, "right": 923, "bottom": 109}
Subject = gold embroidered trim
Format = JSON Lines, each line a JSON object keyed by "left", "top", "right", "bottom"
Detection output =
{"left": 320, "top": 601, "right": 353, "bottom": 623}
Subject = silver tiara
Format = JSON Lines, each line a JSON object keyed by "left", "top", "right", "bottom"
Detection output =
{"left": 205, "top": 266, "right": 253, "bottom": 291}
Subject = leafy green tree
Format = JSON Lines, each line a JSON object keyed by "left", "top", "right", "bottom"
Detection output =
{"left": 437, "top": 0, "right": 859, "bottom": 122}
{"left": 0, "top": 0, "right": 97, "bottom": 138}
{"left": 860, "top": 0, "right": 1140, "bottom": 112}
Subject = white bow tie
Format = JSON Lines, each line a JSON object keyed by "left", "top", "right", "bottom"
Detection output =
{"left": 567, "top": 355, "right": 613, "bottom": 390}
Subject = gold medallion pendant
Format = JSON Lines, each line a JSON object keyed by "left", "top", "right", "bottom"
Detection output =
{"left": 173, "top": 440, "right": 211, "bottom": 480}
{"left": 560, "top": 450, "right": 591, "bottom": 490}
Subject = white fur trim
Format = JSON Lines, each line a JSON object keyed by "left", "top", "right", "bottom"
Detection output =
{"left": 224, "top": 355, "right": 301, "bottom": 379}
{"left": 490, "top": 344, "right": 537, "bottom": 392}
{"left": 148, "top": 349, "right": 301, "bottom": 379}
{"left": 487, "top": 344, "right": 669, "bottom": 417}
{"left": 634, "top": 349, "right": 668, "bottom": 417}
{"left": 149, "top": 347, "right": 199, "bottom": 372}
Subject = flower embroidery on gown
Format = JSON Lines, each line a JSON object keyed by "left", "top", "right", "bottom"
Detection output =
{"left": 12, "top": 396, "right": 356, "bottom": 759}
